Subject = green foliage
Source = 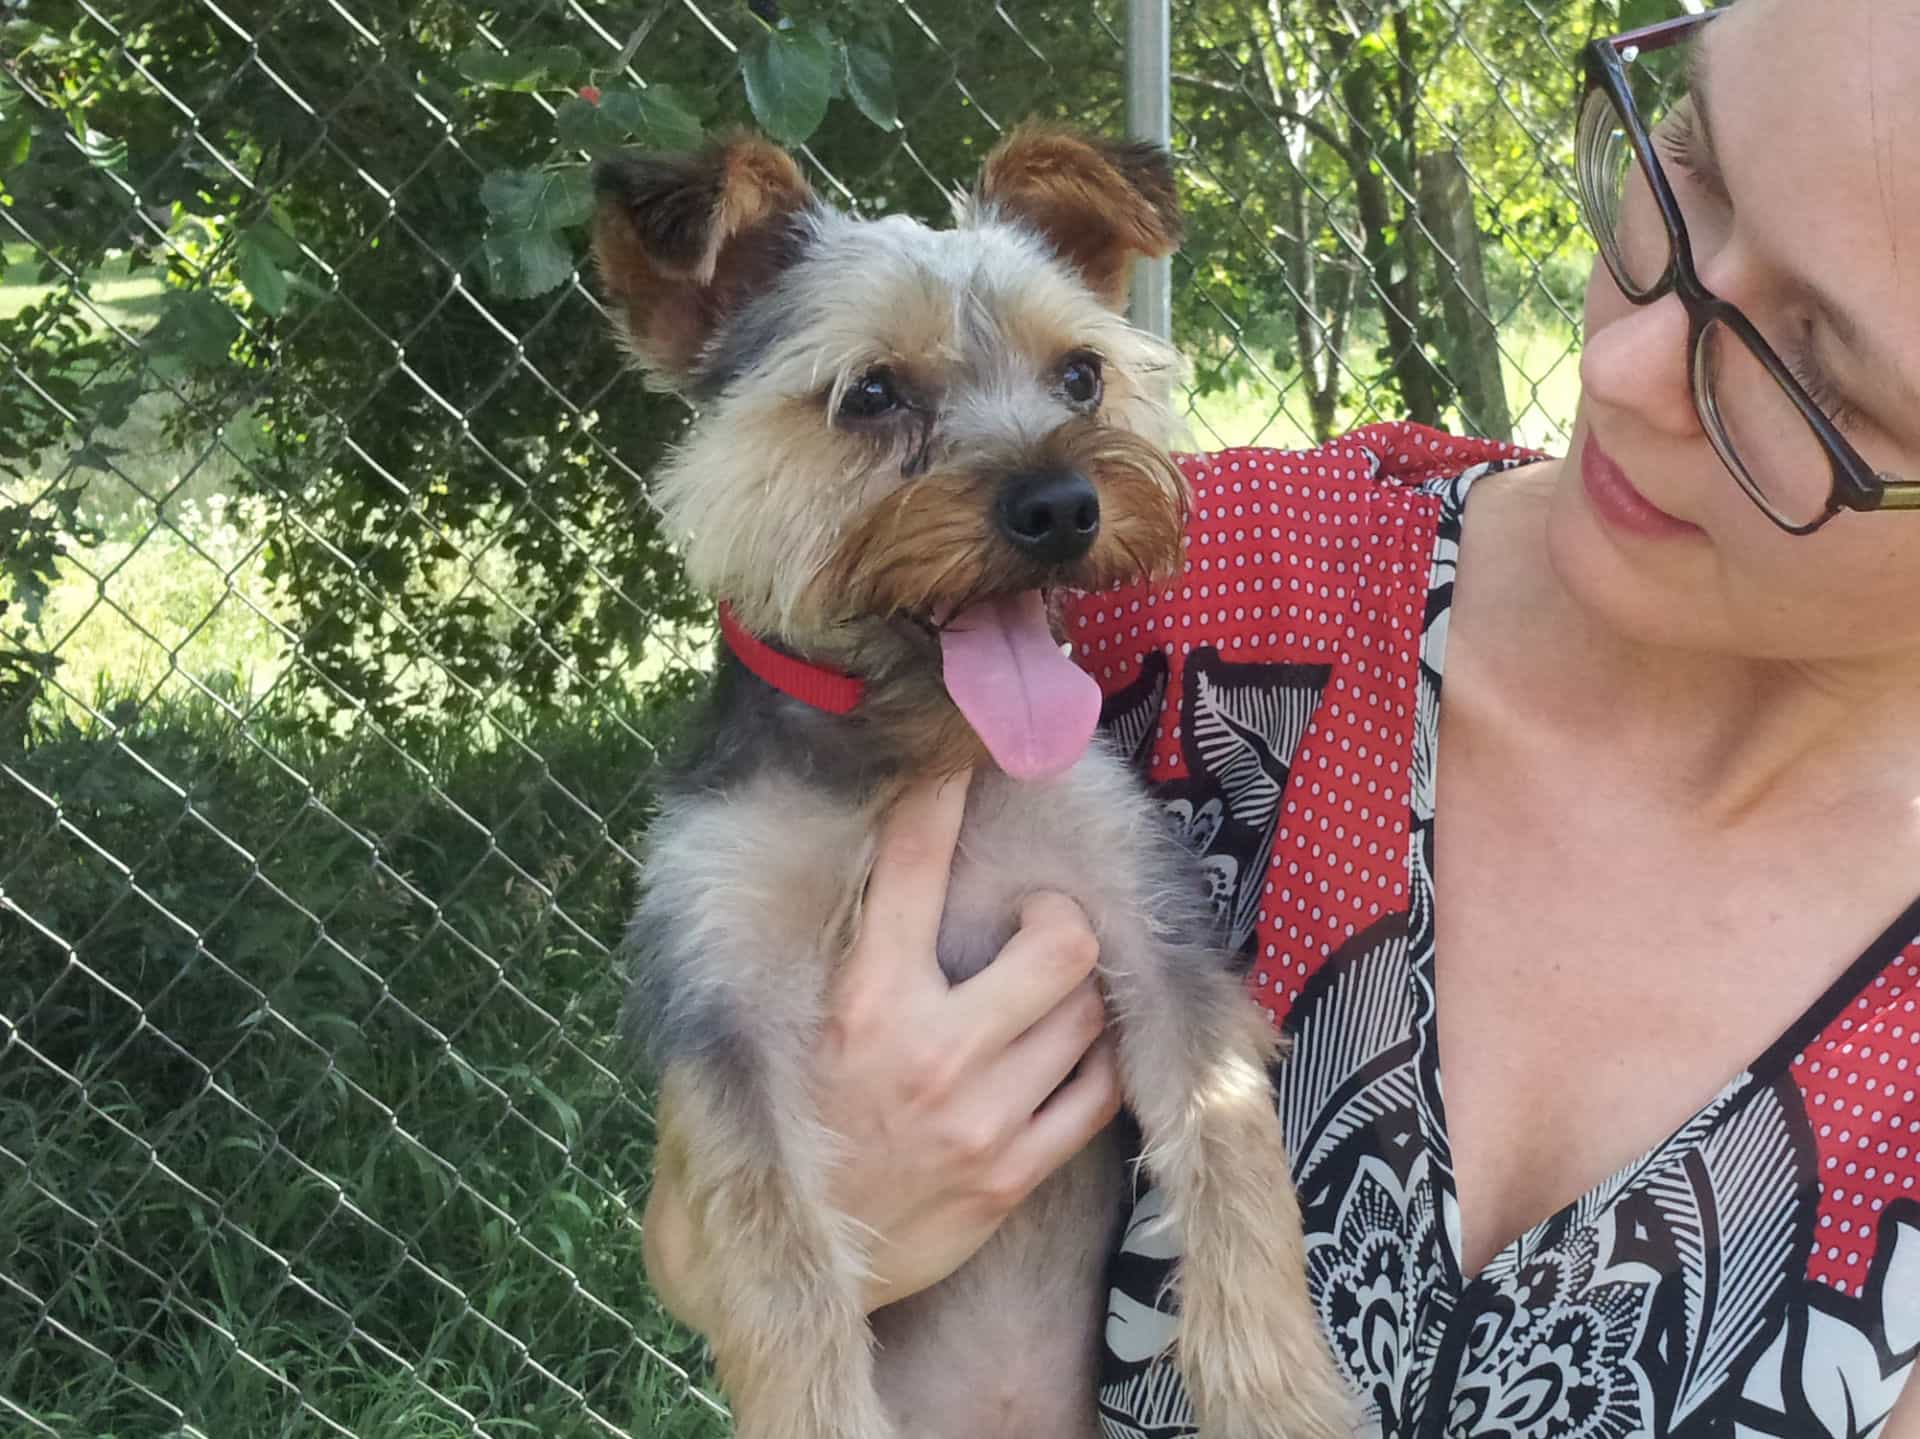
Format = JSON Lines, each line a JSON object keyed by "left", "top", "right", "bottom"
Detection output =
{"left": 743, "top": 26, "right": 839, "bottom": 145}
{"left": 1167, "top": 0, "right": 1619, "bottom": 440}
{"left": 480, "top": 168, "right": 595, "bottom": 300}
{"left": 0, "top": 280, "right": 117, "bottom": 736}
{"left": 0, "top": 683, "right": 719, "bottom": 1436}
{"left": 0, "top": 2, "right": 1620, "bottom": 1432}
{"left": 0, "top": 1, "right": 724, "bottom": 736}
{"left": 464, "top": 7, "right": 901, "bottom": 306}
{"left": 0, "top": 0, "right": 1622, "bottom": 734}
{"left": 842, "top": 37, "right": 902, "bottom": 133}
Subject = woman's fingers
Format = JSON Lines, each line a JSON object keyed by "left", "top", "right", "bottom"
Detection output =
{"left": 989, "top": 1031, "right": 1124, "bottom": 1210}
{"left": 989, "top": 972, "right": 1109, "bottom": 1107}
{"left": 850, "top": 768, "right": 972, "bottom": 982}
{"left": 948, "top": 890, "right": 1102, "bottom": 1062}
{"left": 815, "top": 800, "right": 1124, "bottom": 1310}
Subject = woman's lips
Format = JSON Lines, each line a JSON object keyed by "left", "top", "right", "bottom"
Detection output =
{"left": 1580, "top": 433, "right": 1704, "bottom": 539}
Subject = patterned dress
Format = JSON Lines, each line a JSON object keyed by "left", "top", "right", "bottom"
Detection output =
{"left": 1069, "top": 423, "right": 1920, "bottom": 1439}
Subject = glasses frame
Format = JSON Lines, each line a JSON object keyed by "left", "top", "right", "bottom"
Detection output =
{"left": 1579, "top": 12, "right": 1920, "bottom": 535}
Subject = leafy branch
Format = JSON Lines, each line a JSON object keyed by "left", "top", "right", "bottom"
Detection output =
{"left": 470, "top": 10, "right": 900, "bottom": 301}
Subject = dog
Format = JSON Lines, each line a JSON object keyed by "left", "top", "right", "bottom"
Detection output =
{"left": 594, "top": 125, "right": 1351, "bottom": 1439}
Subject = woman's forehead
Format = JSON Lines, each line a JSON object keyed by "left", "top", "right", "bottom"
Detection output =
{"left": 1712, "top": 0, "right": 1920, "bottom": 367}
{"left": 1713, "top": 0, "right": 1920, "bottom": 215}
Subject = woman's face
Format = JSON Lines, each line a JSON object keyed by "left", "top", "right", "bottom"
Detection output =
{"left": 1556, "top": 0, "right": 1920, "bottom": 666}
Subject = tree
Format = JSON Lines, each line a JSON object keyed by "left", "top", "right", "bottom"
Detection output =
{"left": 1, "top": 0, "right": 1617, "bottom": 737}
{"left": 1171, "top": 0, "right": 1609, "bottom": 441}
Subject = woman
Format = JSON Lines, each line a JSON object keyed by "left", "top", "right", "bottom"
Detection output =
{"left": 645, "top": 0, "right": 1920, "bottom": 1431}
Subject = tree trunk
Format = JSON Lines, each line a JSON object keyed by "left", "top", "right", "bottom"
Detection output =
{"left": 1257, "top": 0, "right": 1357, "bottom": 442}
{"left": 1417, "top": 148, "right": 1514, "bottom": 442}
{"left": 1324, "top": 3, "right": 1441, "bottom": 427}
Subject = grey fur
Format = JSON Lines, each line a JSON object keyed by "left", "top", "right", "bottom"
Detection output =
{"left": 631, "top": 717, "right": 1352, "bottom": 1437}
{"left": 608, "top": 127, "right": 1352, "bottom": 1439}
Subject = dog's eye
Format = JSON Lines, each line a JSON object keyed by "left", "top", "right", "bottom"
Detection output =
{"left": 1060, "top": 353, "right": 1103, "bottom": 410}
{"left": 840, "top": 367, "right": 900, "bottom": 420}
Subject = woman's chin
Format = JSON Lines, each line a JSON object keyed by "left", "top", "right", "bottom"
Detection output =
{"left": 1541, "top": 457, "right": 1731, "bottom": 655}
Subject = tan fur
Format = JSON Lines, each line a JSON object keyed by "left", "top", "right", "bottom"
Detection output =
{"left": 972, "top": 125, "right": 1186, "bottom": 308}
{"left": 663, "top": 1075, "right": 892, "bottom": 1439}
{"left": 636, "top": 779, "right": 893, "bottom": 1436}
{"left": 706, "top": 141, "right": 811, "bottom": 283}
{"left": 1128, "top": 1003, "right": 1353, "bottom": 1438}
{"left": 609, "top": 128, "right": 1354, "bottom": 1439}
{"left": 856, "top": 677, "right": 994, "bottom": 781}
{"left": 807, "top": 418, "right": 1185, "bottom": 629}
{"left": 592, "top": 134, "right": 810, "bottom": 377}
{"left": 641, "top": 223, "right": 1182, "bottom": 652}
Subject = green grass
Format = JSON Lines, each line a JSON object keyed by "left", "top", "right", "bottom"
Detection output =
{"left": 0, "top": 686, "right": 726, "bottom": 1437}
{"left": 21, "top": 494, "right": 296, "bottom": 720}
{"left": 0, "top": 242, "right": 169, "bottom": 329}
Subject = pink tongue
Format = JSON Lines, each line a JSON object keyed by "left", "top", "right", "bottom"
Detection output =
{"left": 939, "top": 591, "right": 1101, "bottom": 782}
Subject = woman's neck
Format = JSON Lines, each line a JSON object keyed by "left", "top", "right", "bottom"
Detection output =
{"left": 1453, "top": 463, "right": 1920, "bottom": 828}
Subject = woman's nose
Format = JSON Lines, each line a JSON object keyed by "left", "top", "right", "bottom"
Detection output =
{"left": 1579, "top": 272, "right": 1703, "bottom": 438}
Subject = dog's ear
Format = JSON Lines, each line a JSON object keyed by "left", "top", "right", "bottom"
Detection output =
{"left": 592, "top": 135, "right": 812, "bottom": 381}
{"left": 972, "top": 125, "right": 1184, "bottom": 310}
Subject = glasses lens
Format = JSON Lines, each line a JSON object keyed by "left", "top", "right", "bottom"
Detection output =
{"left": 1695, "top": 317, "right": 1836, "bottom": 529}
{"left": 1579, "top": 37, "right": 1701, "bottom": 300}
{"left": 1578, "top": 86, "right": 1668, "bottom": 298}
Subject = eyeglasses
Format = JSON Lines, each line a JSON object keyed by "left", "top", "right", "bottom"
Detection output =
{"left": 1576, "top": 11, "right": 1920, "bottom": 534}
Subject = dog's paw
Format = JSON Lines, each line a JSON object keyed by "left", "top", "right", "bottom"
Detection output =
{"left": 1167, "top": 1144, "right": 1355, "bottom": 1439}
{"left": 1176, "top": 1242, "right": 1355, "bottom": 1439}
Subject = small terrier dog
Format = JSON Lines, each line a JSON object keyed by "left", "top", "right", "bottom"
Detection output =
{"left": 595, "top": 127, "right": 1349, "bottom": 1439}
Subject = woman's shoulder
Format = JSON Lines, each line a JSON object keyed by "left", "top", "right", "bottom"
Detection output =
{"left": 1172, "top": 420, "right": 1538, "bottom": 511}
{"left": 1067, "top": 422, "right": 1539, "bottom": 692}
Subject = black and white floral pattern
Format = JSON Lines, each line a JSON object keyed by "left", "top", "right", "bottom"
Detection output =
{"left": 1096, "top": 466, "right": 1919, "bottom": 1439}
{"left": 1100, "top": 650, "right": 1329, "bottom": 961}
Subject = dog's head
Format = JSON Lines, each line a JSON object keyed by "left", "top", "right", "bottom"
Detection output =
{"left": 593, "top": 126, "right": 1187, "bottom": 780}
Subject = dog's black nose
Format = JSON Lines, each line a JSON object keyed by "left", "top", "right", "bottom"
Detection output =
{"left": 996, "top": 469, "right": 1100, "bottom": 565}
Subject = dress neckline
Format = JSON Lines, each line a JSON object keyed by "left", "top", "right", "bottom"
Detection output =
{"left": 1412, "top": 465, "right": 1920, "bottom": 1288}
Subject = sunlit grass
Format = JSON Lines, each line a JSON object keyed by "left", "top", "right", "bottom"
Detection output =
{"left": 24, "top": 493, "right": 297, "bottom": 722}
{"left": 0, "top": 241, "right": 169, "bottom": 328}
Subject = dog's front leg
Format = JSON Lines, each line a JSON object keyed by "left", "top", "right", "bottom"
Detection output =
{"left": 633, "top": 792, "right": 894, "bottom": 1439}
{"left": 1098, "top": 920, "right": 1354, "bottom": 1439}
{"left": 650, "top": 1062, "right": 891, "bottom": 1439}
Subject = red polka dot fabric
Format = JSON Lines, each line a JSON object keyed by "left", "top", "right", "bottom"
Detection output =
{"left": 1074, "top": 423, "right": 1920, "bottom": 1439}
{"left": 1073, "top": 422, "right": 1529, "bottom": 1021}
{"left": 1796, "top": 944, "right": 1920, "bottom": 1298}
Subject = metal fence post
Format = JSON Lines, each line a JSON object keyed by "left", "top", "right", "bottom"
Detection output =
{"left": 1127, "top": 0, "right": 1172, "bottom": 343}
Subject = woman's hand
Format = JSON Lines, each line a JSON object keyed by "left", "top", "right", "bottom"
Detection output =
{"left": 641, "top": 767, "right": 1122, "bottom": 1326}
{"left": 817, "top": 768, "right": 1122, "bottom": 1310}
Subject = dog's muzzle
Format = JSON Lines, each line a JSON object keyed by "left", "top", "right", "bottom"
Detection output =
{"left": 995, "top": 469, "right": 1100, "bottom": 566}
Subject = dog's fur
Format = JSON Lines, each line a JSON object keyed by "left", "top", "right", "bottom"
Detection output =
{"left": 598, "top": 126, "right": 1351, "bottom": 1439}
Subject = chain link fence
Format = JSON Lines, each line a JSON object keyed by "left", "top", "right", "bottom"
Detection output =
{"left": 1, "top": 1, "right": 1606, "bottom": 1433}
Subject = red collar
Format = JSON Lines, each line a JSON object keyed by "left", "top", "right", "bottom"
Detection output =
{"left": 717, "top": 603, "right": 866, "bottom": 716}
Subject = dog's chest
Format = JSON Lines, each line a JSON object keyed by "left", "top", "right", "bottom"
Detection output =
{"left": 931, "top": 754, "right": 1157, "bottom": 985}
